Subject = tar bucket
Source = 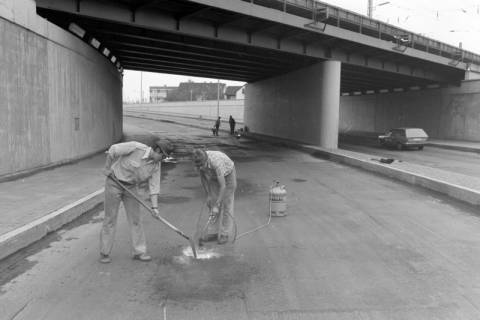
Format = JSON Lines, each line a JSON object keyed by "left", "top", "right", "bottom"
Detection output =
{"left": 269, "top": 181, "right": 287, "bottom": 217}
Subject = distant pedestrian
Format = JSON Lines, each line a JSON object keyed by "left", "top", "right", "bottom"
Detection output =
{"left": 229, "top": 115, "right": 236, "bottom": 135}
{"left": 100, "top": 139, "right": 174, "bottom": 264}
{"left": 214, "top": 116, "right": 221, "bottom": 136}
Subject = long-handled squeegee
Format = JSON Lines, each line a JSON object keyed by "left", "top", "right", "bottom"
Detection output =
{"left": 109, "top": 175, "right": 197, "bottom": 258}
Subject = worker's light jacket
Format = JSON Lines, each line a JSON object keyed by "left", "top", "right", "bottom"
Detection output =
{"left": 107, "top": 141, "right": 161, "bottom": 195}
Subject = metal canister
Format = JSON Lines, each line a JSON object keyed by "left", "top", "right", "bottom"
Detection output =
{"left": 269, "top": 181, "right": 287, "bottom": 217}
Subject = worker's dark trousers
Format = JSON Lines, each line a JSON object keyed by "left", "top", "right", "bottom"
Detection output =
{"left": 205, "top": 168, "right": 237, "bottom": 238}
{"left": 100, "top": 178, "right": 147, "bottom": 256}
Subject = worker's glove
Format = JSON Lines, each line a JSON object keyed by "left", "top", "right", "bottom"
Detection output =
{"left": 151, "top": 208, "right": 160, "bottom": 219}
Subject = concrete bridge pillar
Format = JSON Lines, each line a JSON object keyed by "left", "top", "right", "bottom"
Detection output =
{"left": 318, "top": 60, "right": 341, "bottom": 148}
{"left": 244, "top": 61, "right": 342, "bottom": 148}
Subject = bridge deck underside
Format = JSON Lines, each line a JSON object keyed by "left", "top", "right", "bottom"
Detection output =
{"left": 37, "top": 0, "right": 465, "bottom": 93}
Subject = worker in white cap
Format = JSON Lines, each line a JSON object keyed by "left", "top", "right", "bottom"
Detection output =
{"left": 99, "top": 139, "right": 174, "bottom": 263}
{"left": 192, "top": 148, "right": 237, "bottom": 245}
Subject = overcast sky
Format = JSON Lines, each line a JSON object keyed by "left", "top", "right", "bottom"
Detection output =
{"left": 123, "top": 0, "right": 480, "bottom": 102}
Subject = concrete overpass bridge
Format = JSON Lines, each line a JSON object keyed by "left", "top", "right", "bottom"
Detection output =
{"left": 36, "top": 0, "right": 479, "bottom": 91}
{"left": 2, "top": 0, "right": 480, "bottom": 179}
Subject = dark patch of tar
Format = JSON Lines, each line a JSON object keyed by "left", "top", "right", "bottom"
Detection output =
{"left": 184, "top": 172, "right": 199, "bottom": 178}
{"left": 181, "top": 185, "right": 200, "bottom": 190}
{"left": 291, "top": 178, "right": 307, "bottom": 183}
{"left": 158, "top": 195, "right": 192, "bottom": 204}
{"left": 151, "top": 246, "right": 257, "bottom": 302}
{"left": 0, "top": 204, "right": 103, "bottom": 292}
{"left": 311, "top": 151, "right": 331, "bottom": 160}
{"left": 180, "top": 178, "right": 264, "bottom": 200}
{"left": 235, "top": 178, "right": 266, "bottom": 199}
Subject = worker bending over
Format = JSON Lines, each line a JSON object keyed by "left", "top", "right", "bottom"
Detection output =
{"left": 192, "top": 149, "right": 237, "bottom": 244}
{"left": 100, "top": 139, "right": 173, "bottom": 263}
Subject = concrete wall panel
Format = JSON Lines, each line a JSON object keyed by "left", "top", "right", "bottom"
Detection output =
{"left": 340, "top": 80, "right": 480, "bottom": 141}
{"left": 0, "top": 19, "right": 50, "bottom": 174}
{"left": 126, "top": 100, "right": 245, "bottom": 121}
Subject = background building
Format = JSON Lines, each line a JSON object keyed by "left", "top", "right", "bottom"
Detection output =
{"left": 149, "top": 85, "right": 177, "bottom": 103}
{"left": 166, "top": 81, "right": 226, "bottom": 101}
{"left": 225, "top": 85, "right": 245, "bottom": 100}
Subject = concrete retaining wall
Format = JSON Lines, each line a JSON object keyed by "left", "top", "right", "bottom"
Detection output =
{"left": 340, "top": 80, "right": 480, "bottom": 141}
{"left": 0, "top": 0, "right": 123, "bottom": 178}
{"left": 125, "top": 100, "right": 245, "bottom": 122}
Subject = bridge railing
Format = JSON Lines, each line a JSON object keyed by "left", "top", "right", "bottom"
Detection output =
{"left": 242, "top": 0, "right": 480, "bottom": 65}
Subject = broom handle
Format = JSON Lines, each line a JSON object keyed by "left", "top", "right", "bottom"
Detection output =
{"left": 108, "top": 175, "right": 192, "bottom": 240}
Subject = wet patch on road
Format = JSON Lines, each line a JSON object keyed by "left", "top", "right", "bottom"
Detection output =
{"left": 0, "top": 233, "right": 60, "bottom": 293}
{"left": 151, "top": 245, "right": 257, "bottom": 302}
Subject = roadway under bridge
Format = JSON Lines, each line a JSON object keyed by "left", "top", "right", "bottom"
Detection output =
{"left": 1, "top": 0, "right": 480, "bottom": 178}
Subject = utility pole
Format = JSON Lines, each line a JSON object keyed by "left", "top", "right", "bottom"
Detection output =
{"left": 216, "top": 79, "right": 220, "bottom": 118}
{"left": 368, "top": 1, "right": 390, "bottom": 19}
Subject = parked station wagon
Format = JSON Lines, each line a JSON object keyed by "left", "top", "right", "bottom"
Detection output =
{"left": 378, "top": 128, "right": 429, "bottom": 150}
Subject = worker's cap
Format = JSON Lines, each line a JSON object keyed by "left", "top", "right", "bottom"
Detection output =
{"left": 154, "top": 140, "right": 174, "bottom": 156}
{"left": 192, "top": 149, "right": 207, "bottom": 167}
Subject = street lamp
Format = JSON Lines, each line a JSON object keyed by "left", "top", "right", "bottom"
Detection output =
{"left": 368, "top": 1, "right": 390, "bottom": 18}
{"left": 140, "top": 71, "right": 143, "bottom": 104}
{"left": 216, "top": 79, "right": 220, "bottom": 118}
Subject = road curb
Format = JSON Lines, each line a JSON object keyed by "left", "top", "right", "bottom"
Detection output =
{"left": 0, "top": 188, "right": 104, "bottom": 261}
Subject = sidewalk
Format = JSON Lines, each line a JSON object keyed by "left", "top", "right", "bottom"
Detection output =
{"left": 2, "top": 112, "right": 480, "bottom": 261}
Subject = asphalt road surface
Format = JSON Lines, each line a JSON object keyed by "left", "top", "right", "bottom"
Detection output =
{"left": 2, "top": 117, "right": 480, "bottom": 319}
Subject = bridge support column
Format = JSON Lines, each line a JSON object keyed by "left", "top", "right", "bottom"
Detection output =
{"left": 245, "top": 61, "right": 341, "bottom": 148}
{"left": 318, "top": 60, "right": 341, "bottom": 148}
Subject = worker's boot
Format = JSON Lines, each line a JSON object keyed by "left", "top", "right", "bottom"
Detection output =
{"left": 133, "top": 253, "right": 152, "bottom": 262}
{"left": 99, "top": 254, "right": 111, "bottom": 264}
